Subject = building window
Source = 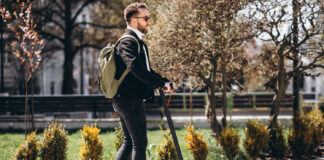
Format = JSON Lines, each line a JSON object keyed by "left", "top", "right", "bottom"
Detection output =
{"left": 38, "top": 0, "right": 45, "bottom": 7}
{"left": 311, "top": 87, "right": 316, "bottom": 92}
{"left": 4, "top": 52, "right": 12, "bottom": 64}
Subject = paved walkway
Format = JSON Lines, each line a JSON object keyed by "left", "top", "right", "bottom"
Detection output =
{"left": 168, "top": 115, "right": 292, "bottom": 121}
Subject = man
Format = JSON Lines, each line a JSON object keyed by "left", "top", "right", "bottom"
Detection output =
{"left": 113, "top": 3, "right": 176, "bottom": 160}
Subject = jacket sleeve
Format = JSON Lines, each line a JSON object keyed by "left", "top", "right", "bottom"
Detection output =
{"left": 150, "top": 69, "right": 170, "bottom": 82}
{"left": 118, "top": 38, "right": 165, "bottom": 89}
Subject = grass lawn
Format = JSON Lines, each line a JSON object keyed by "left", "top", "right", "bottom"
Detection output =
{"left": 0, "top": 127, "right": 249, "bottom": 160}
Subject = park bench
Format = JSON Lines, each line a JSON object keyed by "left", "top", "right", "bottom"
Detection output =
{"left": 166, "top": 94, "right": 185, "bottom": 109}
{"left": 0, "top": 95, "right": 164, "bottom": 119}
{"left": 255, "top": 95, "right": 293, "bottom": 108}
{"left": 169, "top": 94, "right": 222, "bottom": 109}
{"left": 302, "top": 93, "right": 316, "bottom": 101}
{"left": 233, "top": 95, "right": 253, "bottom": 108}
{"left": 185, "top": 95, "right": 206, "bottom": 109}
{"left": 0, "top": 92, "right": 312, "bottom": 120}
{"left": 0, "top": 95, "right": 113, "bottom": 114}
{"left": 302, "top": 92, "right": 318, "bottom": 112}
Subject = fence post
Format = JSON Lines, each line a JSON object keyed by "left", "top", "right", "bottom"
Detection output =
{"left": 183, "top": 94, "right": 187, "bottom": 110}
{"left": 253, "top": 94, "right": 256, "bottom": 109}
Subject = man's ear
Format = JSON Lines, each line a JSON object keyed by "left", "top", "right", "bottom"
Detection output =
{"left": 129, "top": 18, "right": 136, "bottom": 27}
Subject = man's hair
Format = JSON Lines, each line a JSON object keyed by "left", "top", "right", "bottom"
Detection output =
{"left": 124, "top": 3, "right": 147, "bottom": 24}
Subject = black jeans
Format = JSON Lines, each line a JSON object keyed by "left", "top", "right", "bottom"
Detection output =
{"left": 112, "top": 97, "right": 147, "bottom": 160}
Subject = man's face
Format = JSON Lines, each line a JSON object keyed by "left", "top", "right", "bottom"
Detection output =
{"left": 134, "top": 8, "right": 150, "bottom": 34}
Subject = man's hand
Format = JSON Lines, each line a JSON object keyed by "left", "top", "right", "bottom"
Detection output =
{"left": 163, "top": 82, "right": 177, "bottom": 92}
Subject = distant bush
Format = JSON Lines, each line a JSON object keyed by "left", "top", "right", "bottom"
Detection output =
{"left": 113, "top": 124, "right": 123, "bottom": 151}
{"left": 113, "top": 124, "right": 130, "bottom": 160}
{"left": 39, "top": 121, "right": 68, "bottom": 160}
{"left": 205, "top": 138, "right": 226, "bottom": 160}
{"left": 243, "top": 120, "right": 269, "bottom": 160}
{"left": 288, "top": 109, "right": 324, "bottom": 159}
{"left": 13, "top": 131, "right": 38, "bottom": 160}
{"left": 268, "top": 120, "right": 287, "bottom": 158}
{"left": 184, "top": 124, "right": 208, "bottom": 160}
{"left": 79, "top": 124, "right": 103, "bottom": 160}
{"left": 147, "top": 144, "right": 157, "bottom": 160}
{"left": 218, "top": 127, "right": 240, "bottom": 160}
{"left": 156, "top": 126, "right": 178, "bottom": 160}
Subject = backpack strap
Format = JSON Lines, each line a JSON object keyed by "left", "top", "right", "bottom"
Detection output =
{"left": 115, "top": 35, "right": 140, "bottom": 55}
{"left": 115, "top": 35, "right": 141, "bottom": 86}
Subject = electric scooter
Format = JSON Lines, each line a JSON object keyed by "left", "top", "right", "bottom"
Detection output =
{"left": 159, "top": 86, "right": 183, "bottom": 160}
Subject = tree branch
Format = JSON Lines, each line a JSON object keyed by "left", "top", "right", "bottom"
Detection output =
{"left": 71, "top": 0, "right": 96, "bottom": 24}
{"left": 73, "top": 22, "right": 126, "bottom": 30}
{"left": 73, "top": 43, "right": 102, "bottom": 55}
{"left": 198, "top": 71, "right": 212, "bottom": 87}
{"left": 51, "top": 10, "right": 65, "bottom": 20}
{"left": 51, "top": 19, "right": 65, "bottom": 32}
{"left": 39, "top": 30, "right": 64, "bottom": 43}
{"left": 51, "top": 0, "right": 64, "bottom": 13}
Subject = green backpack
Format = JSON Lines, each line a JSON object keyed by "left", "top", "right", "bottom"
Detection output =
{"left": 97, "top": 35, "right": 140, "bottom": 98}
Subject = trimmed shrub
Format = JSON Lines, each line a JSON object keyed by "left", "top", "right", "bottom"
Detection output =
{"left": 218, "top": 127, "right": 240, "bottom": 160}
{"left": 79, "top": 124, "right": 103, "bottom": 160}
{"left": 113, "top": 124, "right": 123, "bottom": 151}
{"left": 288, "top": 109, "right": 324, "bottom": 159}
{"left": 268, "top": 120, "right": 287, "bottom": 158}
{"left": 243, "top": 119, "right": 269, "bottom": 160}
{"left": 39, "top": 121, "right": 68, "bottom": 160}
{"left": 13, "top": 131, "right": 38, "bottom": 160}
{"left": 184, "top": 124, "right": 208, "bottom": 160}
{"left": 156, "top": 126, "right": 178, "bottom": 160}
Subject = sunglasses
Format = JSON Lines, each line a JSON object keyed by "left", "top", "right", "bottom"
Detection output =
{"left": 133, "top": 16, "right": 150, "bottom": 22}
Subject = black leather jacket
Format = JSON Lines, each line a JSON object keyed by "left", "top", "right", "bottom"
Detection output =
{"left": 114, "top": 29, "right": 169, "bottom": 100}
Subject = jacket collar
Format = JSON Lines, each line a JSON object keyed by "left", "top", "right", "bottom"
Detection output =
{"left": 126, "top": 26, "right": 144, "bottom": 39}
{"left": 125, "top": 28, "right": 141, "bottom": 41}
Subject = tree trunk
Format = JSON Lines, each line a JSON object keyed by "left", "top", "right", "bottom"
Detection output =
{"left": 0, "top": 15, "right": 4, "bottom": 93}
{"left": 190, "top": 87, "right": 193, "bottom": 125}
{"left": 24, "top": 73, "right": 29, "bottom": 138}
{"left": 62, "top": 1, "right": 74, "bottom": 94}
{"left": 292, "top": 0, "right": 300, "bottom": 117}
{"left": 62, "top": 53, "right": 74, "bottom": 94}
{"left": 206, "top": 86, "right": 222, "bottom": 138}
{"left": 292, "top": 63, "right": 300, "bottom": 117}
{"left": 270, "top": 51, "right": 287, "bottom": 123}
{"left": 31, "top": 77, "right": 35, "bottom": 130}
{"left": 221, "top": 53, "right": 227, "bottom": 128}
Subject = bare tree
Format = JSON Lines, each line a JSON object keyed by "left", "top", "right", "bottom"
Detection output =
{"left": 85, "top": 0, "right": 136, "bottom": 93}
{"left": 32, "top": 0, "right": 126, "bottom": 94}
{"left": 246, "top": 0, "right": 323, "bottom": 123}
{"left": 147, "top": 0, "right": 254, "bottom": 138}
{"left": 1, "top": 0, "right": 44, "bottom": 136}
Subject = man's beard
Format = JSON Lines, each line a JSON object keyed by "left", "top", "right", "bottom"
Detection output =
{"left": 137, "top": 22, "right": 148, "bottom": 33}
{"left": 139, "top": 27, "right": 148, "bottom": 34}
